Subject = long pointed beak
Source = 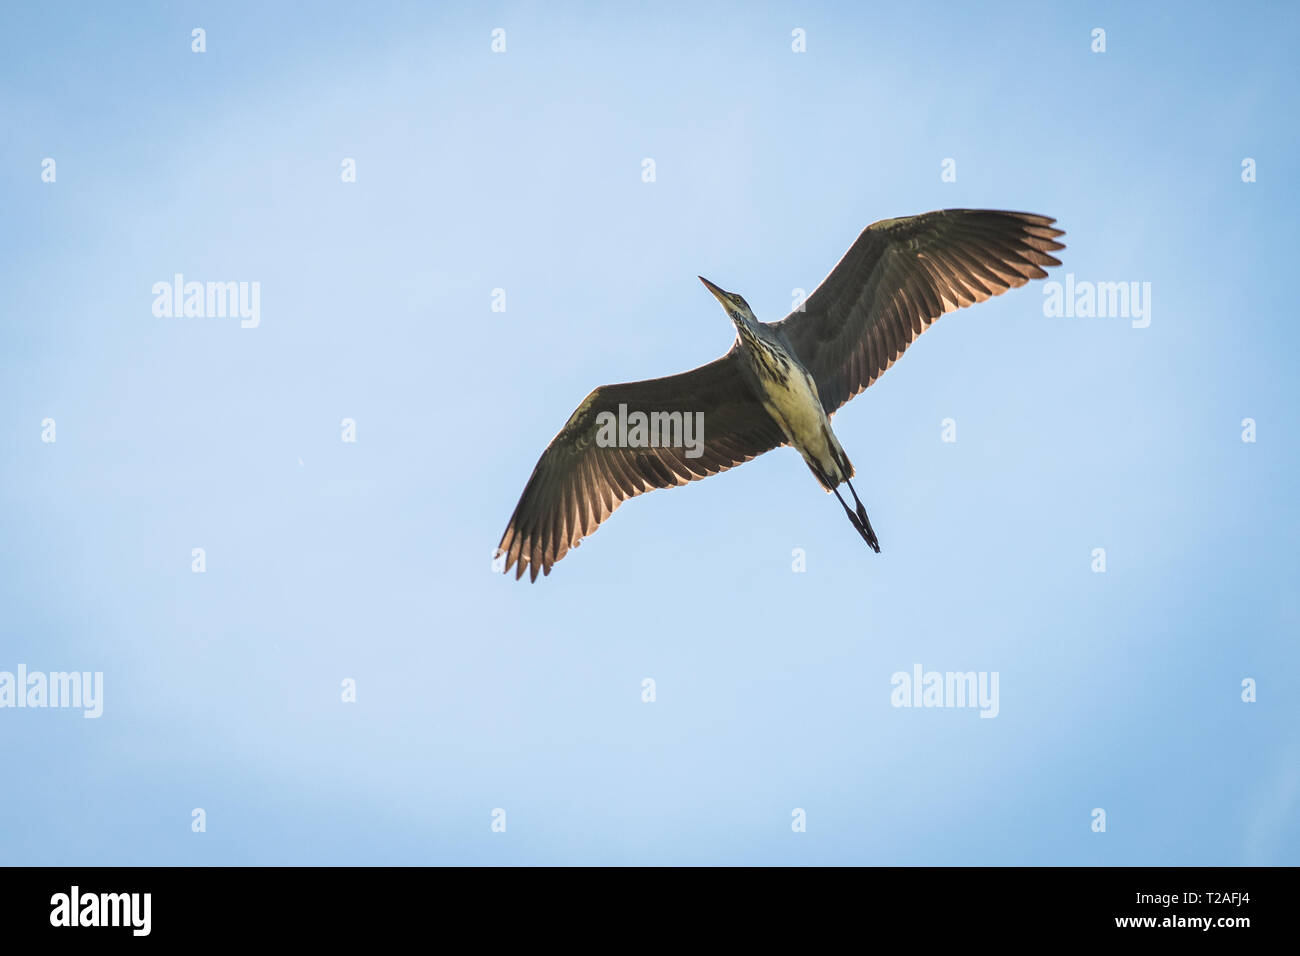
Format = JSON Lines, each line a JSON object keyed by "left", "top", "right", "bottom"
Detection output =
{"left": 698, "top": 276, "right": 729, "bottom": 305}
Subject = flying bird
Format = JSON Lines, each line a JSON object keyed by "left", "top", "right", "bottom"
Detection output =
{"left": 497, "top": 208, "right": 1064, "bottom": 581}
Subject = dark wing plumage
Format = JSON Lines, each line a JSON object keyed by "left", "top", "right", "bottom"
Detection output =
{"left": 497, "top": 348, "right": 785, "bottom": 581}
{"left": 774, "top": 209, "right": 1065, "bottom": 415}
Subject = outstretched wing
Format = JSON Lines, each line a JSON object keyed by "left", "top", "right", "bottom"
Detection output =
{"left": 497, "top": 348, "right": 786, "bottom": 581}
{"left": 775, "top": 209, "right": 1065, "bottom": 415}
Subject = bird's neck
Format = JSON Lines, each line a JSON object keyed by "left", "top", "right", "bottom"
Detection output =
{"left": 730, "top": 311, "right": 760, "bottom": 337}
{"left": 731, "top": 312, "right": 767, "bottom": 348}
{"left": 733, "top": 314, "right": 792, "bottom": 379}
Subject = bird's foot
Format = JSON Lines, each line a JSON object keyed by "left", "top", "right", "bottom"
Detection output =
{"left": 855, "top": 503, "right": 881, "bottom": 553}
{"left": 833, "top": 485, "right": 882, "bottom": 553}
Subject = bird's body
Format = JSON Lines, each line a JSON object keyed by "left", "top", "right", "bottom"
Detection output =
{"left": 497, "top": 209, "right": 1065, "bottom": 581}
{"left": 718, "top": 285, "right": 854, "bottom": 493}
{"left": 757, "top": 356, "right": 850, "bottom": 490}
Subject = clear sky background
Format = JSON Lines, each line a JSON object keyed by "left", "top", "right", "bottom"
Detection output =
{"left": 1, "top": 1, "right": 1296, "bottom": 865}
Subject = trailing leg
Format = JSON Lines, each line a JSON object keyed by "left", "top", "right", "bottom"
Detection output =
{"left": 832, "top": 484, "right": 881, "bottom": 553}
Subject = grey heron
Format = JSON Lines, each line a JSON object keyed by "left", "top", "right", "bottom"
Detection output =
{"left": 496, "top": 208, "right": 1065, "bottom": 581}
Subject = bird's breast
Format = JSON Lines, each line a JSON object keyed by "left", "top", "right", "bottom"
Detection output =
{"left": 754, "top": 356, "right": 830, "bottom": 448}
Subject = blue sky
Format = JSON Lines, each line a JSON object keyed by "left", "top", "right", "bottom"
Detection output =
{"left": 1, "top": 1, "right": 1296, "bottom": 865}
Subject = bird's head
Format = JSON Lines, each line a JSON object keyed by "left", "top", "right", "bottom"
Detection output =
{"left": 699, "top": 276, "right": 757, "bottom": 327}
